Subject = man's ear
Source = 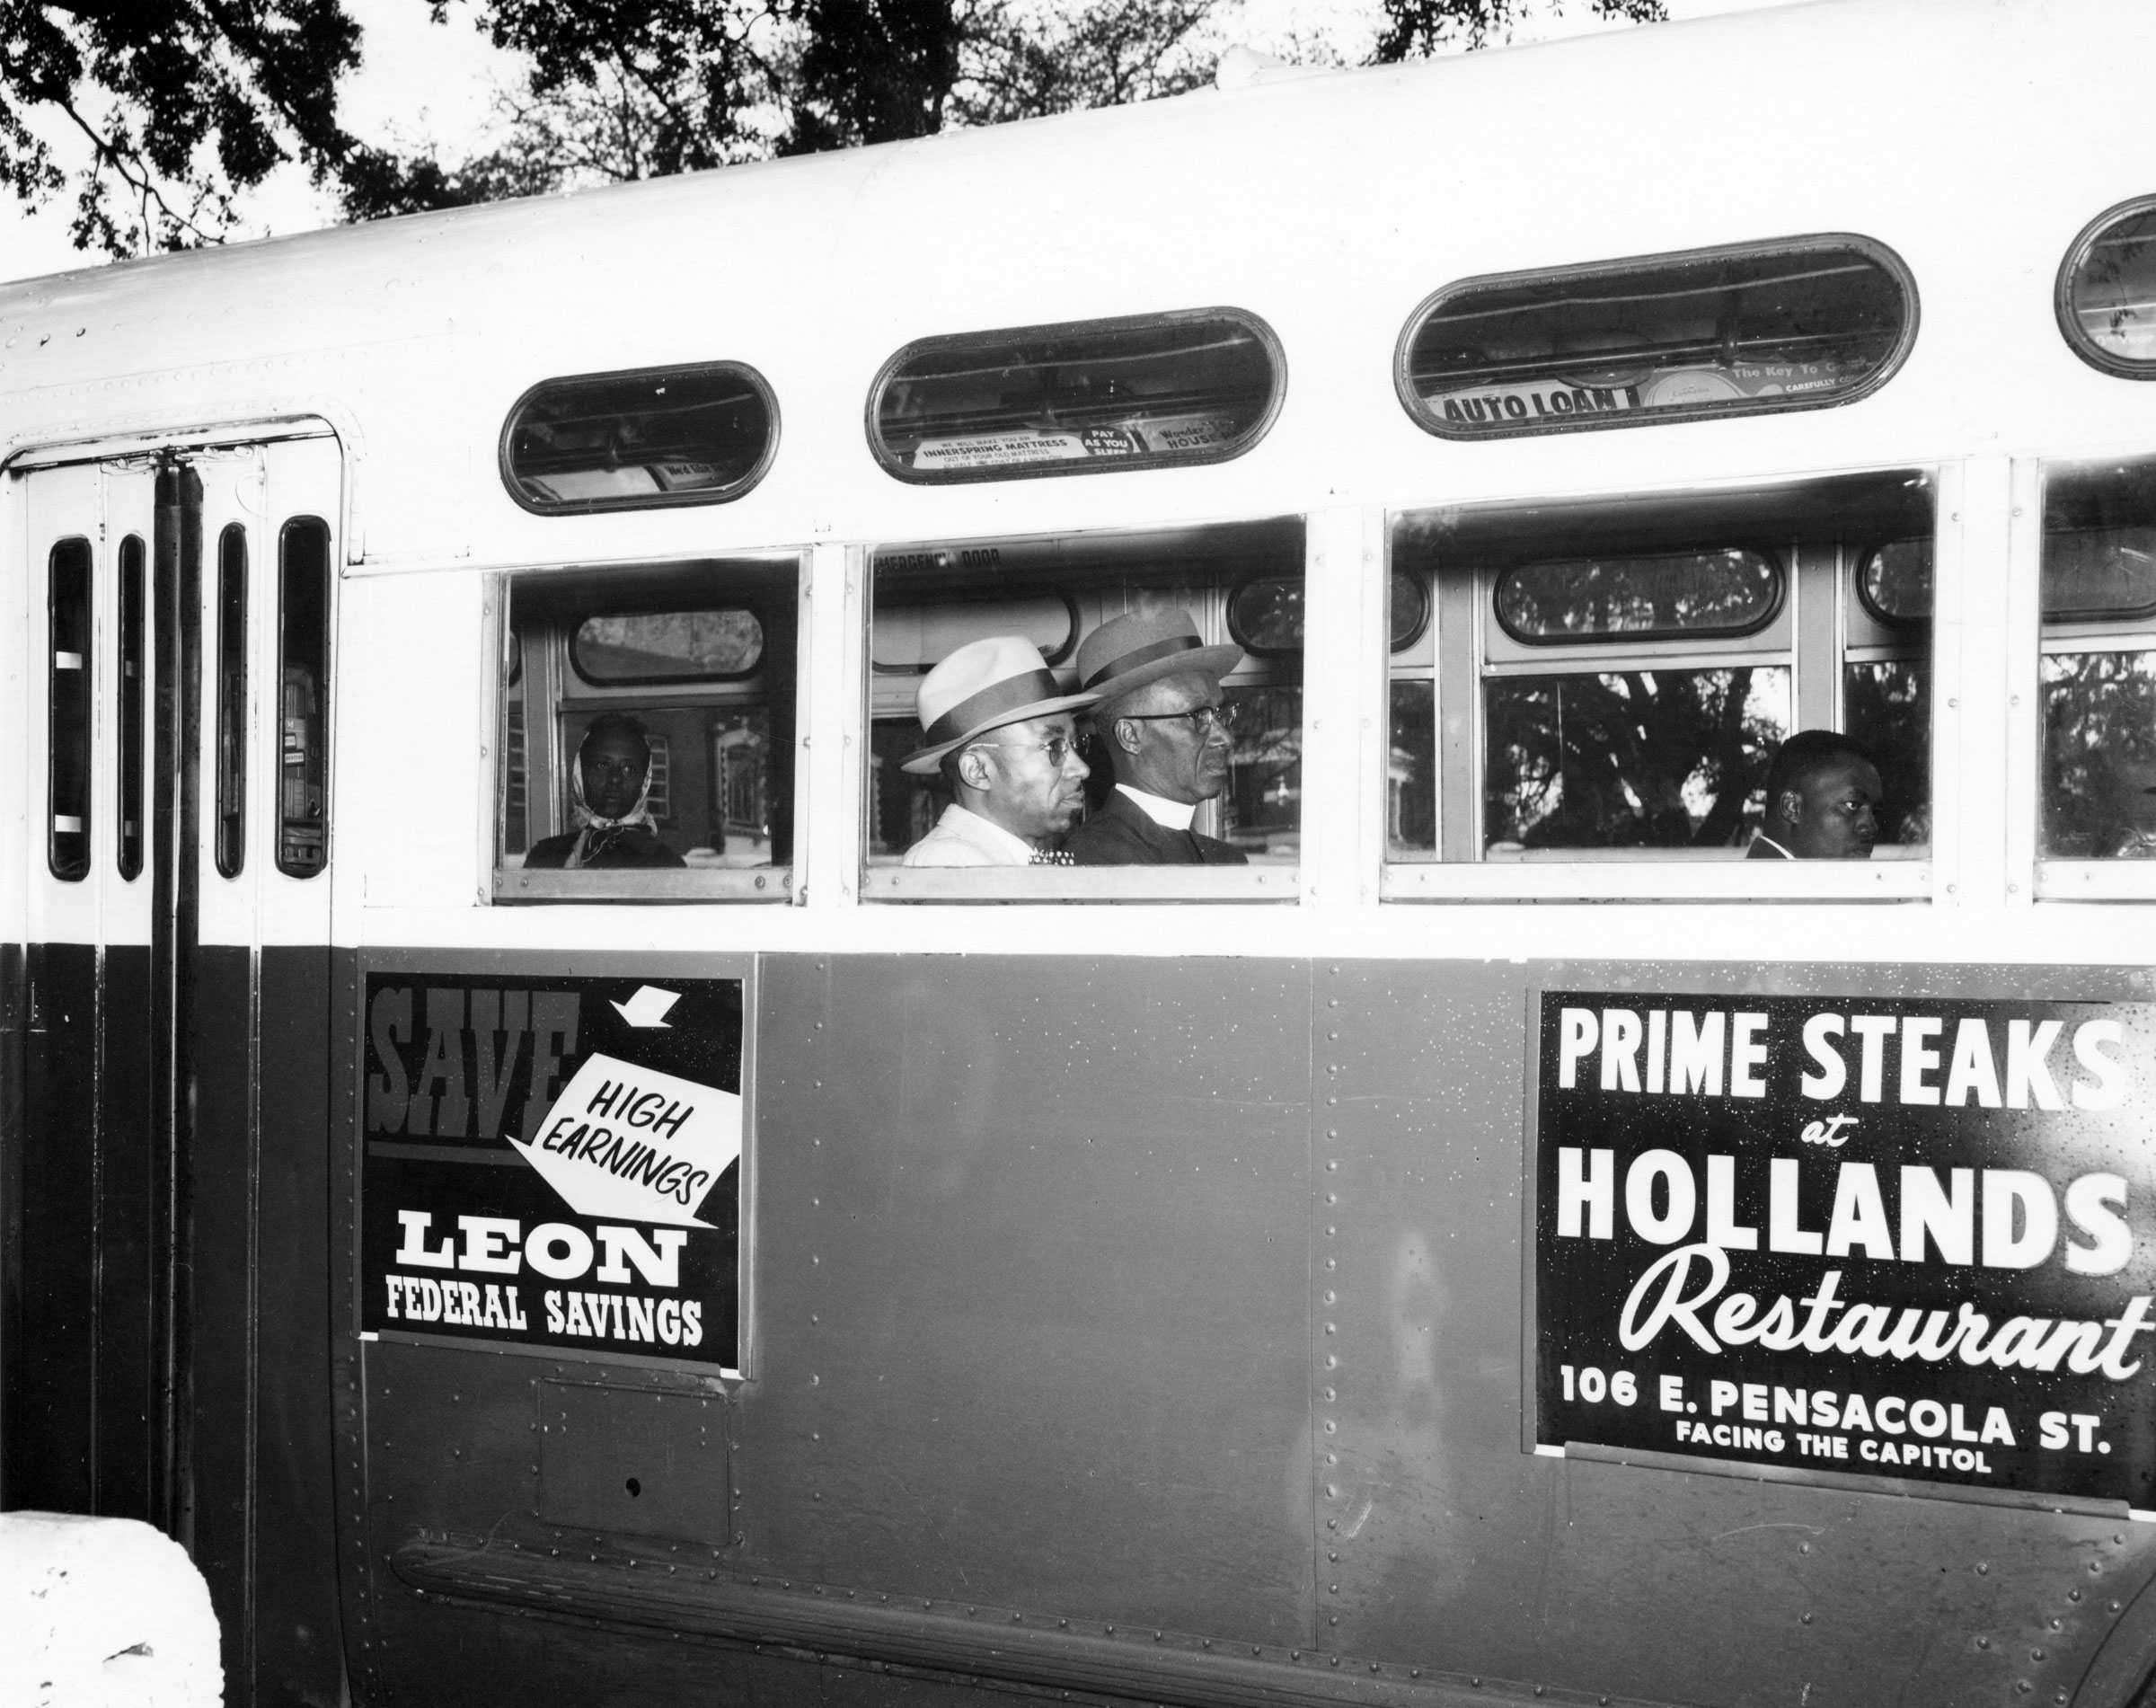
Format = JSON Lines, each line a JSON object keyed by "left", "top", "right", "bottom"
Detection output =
{"left": 956, "top": 747, "right": 994, "bottom": 792}
{"left": 1777, "top": 787, "right": 1805, "bottom": 826}
{"left": 1111, "top": 716, "right": 1144, "bottom": 757}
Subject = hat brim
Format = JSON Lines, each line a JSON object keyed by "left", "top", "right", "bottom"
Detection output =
{"left": 900, "top": 689, "right": 1101, "bottom": 774}
{"left": 1086, "top": 642, "right": 1244, "bottom": 706}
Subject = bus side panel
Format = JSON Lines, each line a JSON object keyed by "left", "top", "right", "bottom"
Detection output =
{"left": 188, "top": 943, "right": 258, "bottom": 1688}
{"left": 1321, "top": 960, "right": 2156, "bottom": 1705}
{"left": 747, "top": 952, "right": 1316, "bottom": 1641}
{"left": 255, "top": 942, "right": 342, "bottom": 1705}
{"left": 94, "top": 942, "right": 155, "bottom": 1518}
{"left": 357, "top": 1593, "right": 958, "bottom": 1707}
{"left": 0, "top": 943, "right": 19, "bottom": 1492}
{"left": 188, "top": 943, "right": 343, "bottom": 1704}
{"left": 2, "top": 939, "right": 100, "bottom": 1511}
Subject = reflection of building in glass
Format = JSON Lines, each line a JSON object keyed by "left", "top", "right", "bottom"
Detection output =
{"left": 1223, "top": 685, "right": 1302, "bottom": 855}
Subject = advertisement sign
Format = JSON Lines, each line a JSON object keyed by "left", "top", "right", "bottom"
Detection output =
{"left": 360, "top": 972, "right": 743, "bottom": 1373}
{"left": 1428, "top": 358, "right": 1869, "bottom": 429}
{"left": 1533, "top": 991, "right": 2156, "bottom": 1509}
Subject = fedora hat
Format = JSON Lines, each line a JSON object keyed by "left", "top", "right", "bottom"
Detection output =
{"left": 1073, "top": 609, "right": 1242, "bottom": 705}
{"left": 901, "top": 635, "right": 1100, "bottom": 774}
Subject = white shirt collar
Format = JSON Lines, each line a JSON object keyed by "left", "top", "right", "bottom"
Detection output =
{"left": 945, "top": 803, "right": 1040, "bottom": 862}
{"left": 1116, "top": 783, "right": 1197, "bottom": 830}
{"left": 1752, "top": 833, "right": 1797, "bottom": 860}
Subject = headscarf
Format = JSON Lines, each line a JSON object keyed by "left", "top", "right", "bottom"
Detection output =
{"left": 561, "top": 722, "right": 660, "bottom": 869}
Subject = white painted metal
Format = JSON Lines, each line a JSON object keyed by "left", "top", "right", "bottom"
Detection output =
{"left": 0, "top": 0, "right": 2149, "bottom": 969}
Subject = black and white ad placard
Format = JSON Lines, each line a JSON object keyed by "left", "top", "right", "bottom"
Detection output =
{"left": 1533, "top": 990, "right": 2156, "bottom": 1509}
{"left": 360, "top": 972, "right": 743, "bottom": 1373}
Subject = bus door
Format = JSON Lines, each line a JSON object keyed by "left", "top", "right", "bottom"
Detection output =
{"left": 4, "top": 433, "right": 343, "bottom": 1705}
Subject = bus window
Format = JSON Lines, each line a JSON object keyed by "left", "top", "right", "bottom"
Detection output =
{"left": 1396, "top": 235, "right": 1915, "bottom": 439}
{"left": 214, "top": 524, "right": 247, "bottom": 880}
{"left": 1387, "top": 468, "right": 1934, "bottom": 879}
{"left": 868, "top": 309, "right": 1284, "bottom": 483}
{"left": 117, "top": 534, "right": 146, "bottom": 881}
{"left": 499, "top": 362, "right": 778, "bottom": 515}
{"left": 2058, "top": 196, "right": 2156, "bottom": 377}
{"left": 277, "top": 518, "right": 331, "bottom": 878}
{"left": 865, "top": 519, "right": 1303, "bottom": 892}
{"left": 495, "top": 557, "right": 800, "bottom": 901}
{"left": 2036, "top": 457, "right": 2156, "bottom": 861}
{"left": 48, "top": 536, "right": 92, "bottom": 882}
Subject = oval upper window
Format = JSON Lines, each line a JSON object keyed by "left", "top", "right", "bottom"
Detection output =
{"left": 501, "top": 362, "right": 777, "bottom": 514}
{"left": 570, "top": 609, "right": 765, "bottom": 683}
{"left": 1398, "top": 235, "right": 1915, "bottom": 438}
{"left": 1494, "top": 548, "right": 1782, "bottom": 643}
{"left": 2059, "top": 196, "right": 2156, "bottom": 377}
{"left": 869, "top": 308, "right": 1283, "bottom": 483}
{"left": 1228, "top": 572, "right": 1428, "bottom": 654}
{"left": 1858, "top": 538, "right": 1932, "bottom": 626}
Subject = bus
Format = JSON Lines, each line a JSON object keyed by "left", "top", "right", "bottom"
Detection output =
{"left": 9, "top": 0, "right": 2156, "bottom": 1701}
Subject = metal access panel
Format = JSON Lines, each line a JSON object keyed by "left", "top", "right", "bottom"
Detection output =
{"left": 538, "top": 1379, "right": 731, "bottom": 1541}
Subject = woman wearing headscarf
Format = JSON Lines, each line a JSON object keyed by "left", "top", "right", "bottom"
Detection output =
{"left": 523, "top": 712, "right": 686, "bottom": 870}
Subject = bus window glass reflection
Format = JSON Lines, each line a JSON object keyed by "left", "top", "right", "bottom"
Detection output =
{"left": 866, "top": 520, "right": 1303, "bottom": 879}
{"left": 2037, "top": 457, "right": 2156, "bottom": 858}
{"left": 496, "top": 557, "right": 799, "bottom": 899}
{"left": 47, "top": 536, "right": 92, "bottom": 881}
{"left": 1387, "top": 468, "right": 1934, "bottom": 866}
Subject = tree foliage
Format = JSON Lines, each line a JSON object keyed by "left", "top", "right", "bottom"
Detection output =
{"left": 1, "top": 0, "right": 1669, "bottom": 256}
{"left": 348, "top": 0, "right": 1224, "bottom": 216}
{"left": 0, "top": 0, "right": 365, "bottom": 252}
{"left": 1374, "top": 0, "right": 1666, "bottom": 61}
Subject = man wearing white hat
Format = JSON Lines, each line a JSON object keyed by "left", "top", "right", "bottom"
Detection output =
{"left": 1063, "top": 609, "right": 1249, "bottom": 866}
{"left": 900, "top": 635, "right": 1100, "bottom": 866}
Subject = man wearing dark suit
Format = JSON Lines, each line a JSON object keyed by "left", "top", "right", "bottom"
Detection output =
{"left": 1063, "top": 609, "right": 1250, "bottom": 867}
{"left": 1745, "top": 729, "right": 1880, "bottom": 860}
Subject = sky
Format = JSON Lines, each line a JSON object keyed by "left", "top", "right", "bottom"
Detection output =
{"left": 0, "top": 0, "right": 1789, "bottom": 287}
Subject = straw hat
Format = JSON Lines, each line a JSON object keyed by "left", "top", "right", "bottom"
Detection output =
{"left": 900, "top": 635, "right": 1099, "bottom": 774}
{"left": 1072, "top": 609, "right": 1242, "bottom": 705}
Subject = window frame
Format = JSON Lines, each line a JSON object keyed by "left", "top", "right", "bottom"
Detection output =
{"left": 1394, "top": 233, "right": 1921, "bottom": 443}
{"left": 213, "top": 522, "right": 249, "bottom": 881}
{"left": 864, "top": 306, "right": 1287, "bottom": 487}
{"left": 47, "top": 535, "right": 93, "bottom": 883}
{"left": 275, "top": 516, "right": 332, "bottom": 880}
{"left": 116, "top": 533, "right": 146, "bottom": 881}
{"left": 568, "top": 606, "right": 769, "bottom": 687}
{"left": 2026, "top": 451, "right": 2156, "bottom": 895}
{"left": 859, "top": 518, "right": 1307, "bottom": 902}
{"left": 1379, "top": 468, "right": 1940, "bottom": 902}
{"left": 2055, "top": 194, "right": 2156, "bottom": 381}
{"left": 490, "top": 553, "right": 806, "bottom": 906}
{"left": 498, "top": 360, "right": 781, "bottom": 518}
{"left": 1489, "top": 545, "right": 1787, "bottom": 648}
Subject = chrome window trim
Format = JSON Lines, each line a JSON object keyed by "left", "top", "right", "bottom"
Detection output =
{"left": 498, "top": 360, "right": 780, "bottom": 517}
{"left": 865, "top": 305, "right": 1286, "bottom": 486}
{"left": 1395, "top": 233, "right": 1919, "bottom": 442}
{"left": 2056, "top": 194, "right": 2156, "bottom": 380}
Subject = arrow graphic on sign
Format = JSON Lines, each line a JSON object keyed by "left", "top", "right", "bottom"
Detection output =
{"left": 612, "top": 985, "right": 682, "bottom": 1028}
{"left": 510, "top": 1051, "right": 739, "bottom": 1227}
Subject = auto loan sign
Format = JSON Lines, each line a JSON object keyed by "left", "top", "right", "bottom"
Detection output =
{"left": 1533, "top": 991, "right": 2156, "bottom": 1509}
{"left": 359, "top": 973, "right": 743, "bottom": 1373}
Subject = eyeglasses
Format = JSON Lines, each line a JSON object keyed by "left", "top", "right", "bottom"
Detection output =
{"left": 976, "top": 733, "right": 1083, "bottom": 768}
{"left": 1118, "top": 701, "right": 1240, "bottom": 737}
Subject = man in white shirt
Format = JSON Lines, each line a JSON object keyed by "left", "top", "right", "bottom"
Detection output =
{"left": 1746, "top": 730, "right": 1881, "bottom": 860}
{"left": 899, "top": 635, "right": 1100, "bottom": 867}
{"left": 1063, "top": 609, "right": 1249, "bottom": 866}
